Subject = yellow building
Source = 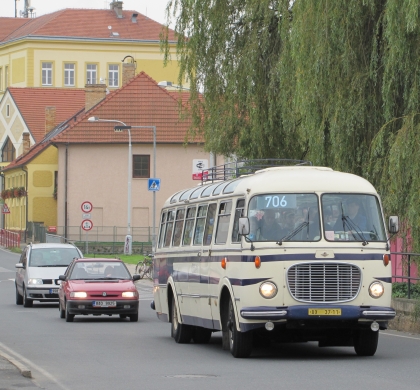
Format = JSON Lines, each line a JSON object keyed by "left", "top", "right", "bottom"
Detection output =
{"left": 0, "top": 2, "right": 181, "bottom": 97}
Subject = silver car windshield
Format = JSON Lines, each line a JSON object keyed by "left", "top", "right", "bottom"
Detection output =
{"left": 29, "top": 248, "right": 80, "bottom": 267}
{"left": 248, "top": 194, "right": 320, "bottom": 242}
{"left": 70, "top": 261, "right": 131, "bottom": 280}
{"left": 321, "top": 194, "right": 386, "bottom": 242}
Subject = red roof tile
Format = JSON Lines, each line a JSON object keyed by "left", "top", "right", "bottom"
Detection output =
{"left": 0, "top": 17, "right": 29, "bottom": 41}
{"left": 8, "top": 88, "right": 85, "bottom": 142}
{"left": 52, "top": 72, "right": 200, "bottom": 145}
{"left": 1, "top": 8, "right": 175, "bottom": 43}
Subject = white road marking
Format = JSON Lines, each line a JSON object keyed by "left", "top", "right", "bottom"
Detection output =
{"left": 381, "top": 331, "right": 420, "bottom": 341}
{"left": 0, "top": 341, "right": 70, "bottom": 390}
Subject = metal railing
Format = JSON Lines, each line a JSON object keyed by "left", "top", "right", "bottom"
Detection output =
{"left": 391, "top": 252, "right": 420, "bottom": 299}
{"left": 0, "top": 229, "right": 21, "bottom": 248}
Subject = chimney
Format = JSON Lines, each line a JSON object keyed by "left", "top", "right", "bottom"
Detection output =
{"left": 110, "top": 1, "right": 123, "bottom": 18}
{"left": 85, "top": 84, "right": 107, "bottom": 112}
{"left": 22, "top": 132, "right": 30, "bottom": 154}
{"left": 45, "top": 106, "right": 56, "bottom": 134}
{"left": 122, "top": 62, "right": 136, "bottom": 85}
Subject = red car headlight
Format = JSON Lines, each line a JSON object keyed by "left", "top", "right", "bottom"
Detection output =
{"left": 70, "top": 292, "right": 87, "bottom": 298}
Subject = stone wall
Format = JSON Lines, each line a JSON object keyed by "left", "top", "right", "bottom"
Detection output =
{"left": 388, "top": 298, "right": 420, "bottom": 333}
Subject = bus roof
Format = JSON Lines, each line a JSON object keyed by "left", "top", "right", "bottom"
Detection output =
{"left": 163, "top": 166, "right": 378, "bottom": 208}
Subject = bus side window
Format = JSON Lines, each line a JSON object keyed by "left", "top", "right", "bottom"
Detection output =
{"left": 231, "top": 199, "right": 245, "bottom": 243}
{"left": 158, "top": 212, "right": 167, "bottom": 248}
{"left": 203, "top": 203, "right": 217, "bottom": 245}
{"left": 163, "top": 210, "right": 175, "bottom": 247}
{"left": 193, "top": 205, "right": 209, "bottom": 245}
{"left": 215, "top": 200, "right": 232, "bottom": 244}
{"left": 182, "top": 207, "right": 197, "bottom": 246}
{"left": 172, "top": 208, "right": 185, "bottom": 247}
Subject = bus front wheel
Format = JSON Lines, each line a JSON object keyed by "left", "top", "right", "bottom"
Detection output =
{"left": 354, "top": 328, "right": 379, "bottom": 356}
{"left": 171, "top": 296, "right": 193, "bottom": 343}
{"left": 227, "top": 298, "right": 253, "bottom": 358}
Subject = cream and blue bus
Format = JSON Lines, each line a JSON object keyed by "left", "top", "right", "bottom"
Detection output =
{"left": 151, "top": 160, "right": 397, "bottom": 358}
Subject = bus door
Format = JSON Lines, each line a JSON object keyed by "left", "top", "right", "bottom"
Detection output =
{"left": 190, "top": 203, "right": 217, "bottom": 328}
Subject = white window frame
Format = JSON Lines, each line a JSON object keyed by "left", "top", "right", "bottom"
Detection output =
{"left": 42, "top": 62, "right": 53, "bottom": 86}
{"left": 108, "top": 64, "right": 119, "bottom": 87}
{"left": 86, "top": 64, "right": 97, "bottom": 84}
{"left": 64, "top": 63, "right": 75, "bottom": 86}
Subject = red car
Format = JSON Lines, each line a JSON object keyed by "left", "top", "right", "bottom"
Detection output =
{"left": 58, "top": 258, "right": 140, "bottom": 322}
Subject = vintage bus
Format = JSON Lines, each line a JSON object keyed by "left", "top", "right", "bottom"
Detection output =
{"left": 151, "top": 160, "right": 397, "bottom": 358}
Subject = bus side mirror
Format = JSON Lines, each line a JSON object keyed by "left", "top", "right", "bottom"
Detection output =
{"left": 389, "top": 216, "right": 399, "bottom": 234}
{"left": 238, "top": 217, "right": 250, "bottom": 236}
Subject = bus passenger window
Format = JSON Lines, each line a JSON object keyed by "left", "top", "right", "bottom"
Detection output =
{"left": 172, "top": 209, "right": 185, "bottom": 247}
{"left": 158, "top": 212, "right": 167, "bottom": 248}
{"left": 231, "top": 199, "right": 245, "bottom": 242}
{"left": 203, "top": 204, "right": 217, "bottom": 245}
{"left": 193, "top": 205, "right": 208, "bottom": 245}
{"left": 182, "top": 207, "right": 196, "bottom": 246}
{"left": 163, "top": 210, "right": 175, "bottom": 247}
{"left": 216, "top": 201, "right": 232, "bottom": 244}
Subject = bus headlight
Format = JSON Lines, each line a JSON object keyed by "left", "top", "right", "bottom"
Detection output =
{"left": 369, "top": 282, "right": 384, "bottom": 298}
{"left": 259, "top": 282, "right": 278, "bottom": 299}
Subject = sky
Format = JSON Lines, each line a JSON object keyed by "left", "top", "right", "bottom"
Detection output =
{"left": 0, "top": 0, "right": 172, "bottom": 25}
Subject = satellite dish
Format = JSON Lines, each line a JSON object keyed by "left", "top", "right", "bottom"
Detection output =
{"left": 108, "top": 26, "right": 112, "bottom": 30}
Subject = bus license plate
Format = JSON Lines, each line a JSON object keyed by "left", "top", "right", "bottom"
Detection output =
{"left": 308, "top": 308, "right": 341, "bottom": 316}
{"left": 50, "top": 289, "right": 58, "bottom": 294}
{"left": 93, "top": 301, "right": 116, "bottom": 308}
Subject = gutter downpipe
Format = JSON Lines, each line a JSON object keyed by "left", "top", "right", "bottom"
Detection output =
{"left": 65, "top": 144, "right": 68, "bottom": 239}
{"left": 22, "top": 165, "right": 28, "bottom": 243}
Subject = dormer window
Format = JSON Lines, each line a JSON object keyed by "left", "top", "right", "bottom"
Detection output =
{"left": 6, "top": 104, "right": 10, "bottom": 117}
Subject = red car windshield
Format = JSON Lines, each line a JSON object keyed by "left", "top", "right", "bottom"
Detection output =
{"left": 70, "top": 261, "right": 131, "bottom": 280}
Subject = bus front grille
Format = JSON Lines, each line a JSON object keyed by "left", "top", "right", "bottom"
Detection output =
{"left": 287, "top": 263, "right": 361, "bottom": 303}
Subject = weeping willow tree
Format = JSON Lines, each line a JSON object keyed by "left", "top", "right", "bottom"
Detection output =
{"left": 162, "top": 0, "right": 420, "bottom": 251}
{"left": 162, "top": 0, "right": 305, "bottom": 159}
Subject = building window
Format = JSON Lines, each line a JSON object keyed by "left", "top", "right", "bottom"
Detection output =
{"left": 64, "top": 63, "right": 75, "bottom": 86}
{"left": 108, "top": 64, "right": 119, "bottom": 87}
{"left": 5, "top": 66, "right": 9, "bottom": 88}
{"left": 6, "top": 104, "right": 10, "bottom": 117}
{"left": 86, "top": 64, "right": 97, "bottom": 84}
{"left": 42, "top": 62, "right": 53, "bottom": 85}
{"left": 2, "top": 137, "right": 16, "bottom": 162}
{"left": 0, "top": 67, "right": 3, "bottom": 90}
{"left": 133, "top": 155, "right": 150, "bottom": 178}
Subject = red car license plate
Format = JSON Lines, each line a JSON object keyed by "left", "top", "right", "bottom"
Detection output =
{"left": 92, "top": 301, "right": 116, "bottom": 308}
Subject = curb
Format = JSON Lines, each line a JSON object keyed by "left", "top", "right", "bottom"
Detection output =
{"left": 0, "top": 349, "right": 32, "bottom": 378}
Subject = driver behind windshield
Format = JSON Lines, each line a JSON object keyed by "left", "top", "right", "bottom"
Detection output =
{"left": 334, "top": 199, "right": 367, "bottom": 233}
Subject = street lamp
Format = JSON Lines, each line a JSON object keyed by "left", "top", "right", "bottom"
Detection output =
{"left": 88, "top": 116, "right": 157, "bottom": 255}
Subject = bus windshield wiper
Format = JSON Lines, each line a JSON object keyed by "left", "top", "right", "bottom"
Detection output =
{"left": 276, "top": 221, "right": 309, "bottom": 246}
{"left": 339, "top": 203, "right": 368, "bottom": 245}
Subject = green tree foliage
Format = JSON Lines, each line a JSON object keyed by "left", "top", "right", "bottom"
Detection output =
{"left": 162, "top": 0, "right": 420, "bottom": 251}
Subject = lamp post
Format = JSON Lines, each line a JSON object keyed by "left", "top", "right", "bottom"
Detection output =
{"left": 88, "top": 117, "right": 157, "bottom": 255}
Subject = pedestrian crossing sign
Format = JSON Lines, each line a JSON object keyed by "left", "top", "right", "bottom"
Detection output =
{"left": 2, "top": 203, "right": 10, "bottom": 214}
{"left": 148, "top": 178, "right": 161, "bottom": 191}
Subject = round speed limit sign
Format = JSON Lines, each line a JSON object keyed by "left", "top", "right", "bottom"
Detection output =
{"left": 81, "top": 219, "right": 93, "bottom": 231}
{"left": 81, "top": 201, "right": 93, "bottom": 213}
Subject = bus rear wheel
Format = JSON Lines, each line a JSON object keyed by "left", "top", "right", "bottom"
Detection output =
{"left": 228, "top": 298, "right": 253, "bottom": 358}
{"left": 171, "top": 296, "right": 193, "bottom": 343}
{"left": 354, "top": 328, "right": 379, "bottom": 356}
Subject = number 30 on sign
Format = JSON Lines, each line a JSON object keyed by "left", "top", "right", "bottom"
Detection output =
{"left": 81, "top": 219, "right": 93, "bottom": 231}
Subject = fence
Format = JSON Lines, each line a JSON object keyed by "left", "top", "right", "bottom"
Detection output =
{"left": 391, "top": 252, "right": 420, "bottom": 299}
{"left": 0, "top": 229, "right": 21, "bottom": 248}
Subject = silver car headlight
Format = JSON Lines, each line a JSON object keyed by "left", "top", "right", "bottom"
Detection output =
{"left": 369, "top": 281, "right": 384, "bottom": 298}
{"left": 28, "top": 278, "right": 43, "bottom": 285}
{"left": 259, "top": 282, "right": 278, "bottom": 299}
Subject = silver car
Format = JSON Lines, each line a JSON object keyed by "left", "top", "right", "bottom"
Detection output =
{"left": 15, "top": 243, "right": 83, "bottom": 307}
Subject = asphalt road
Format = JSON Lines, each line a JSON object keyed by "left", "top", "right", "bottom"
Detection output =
{"left": 1, "top": 246, "right": 420, "bottom": 390}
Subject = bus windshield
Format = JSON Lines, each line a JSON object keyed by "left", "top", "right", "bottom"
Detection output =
{"left": 248, "top": 194, "right": 320, "bottom": 242}
{"left": 321, "top": 194, "right": 386, "bottom": 242}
